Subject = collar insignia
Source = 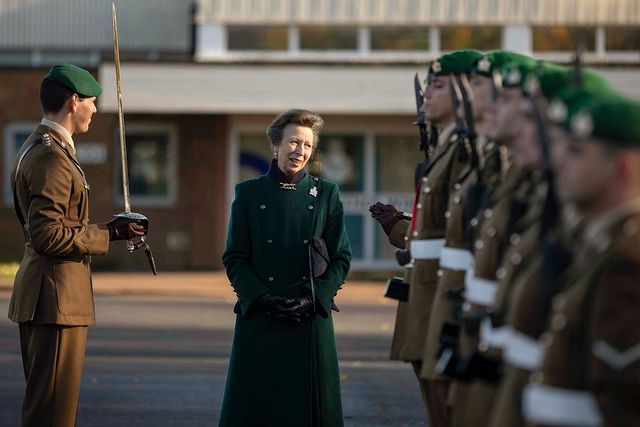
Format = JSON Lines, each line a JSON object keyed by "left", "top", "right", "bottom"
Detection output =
{"left": 309, "top": 186, "right": 318, "bottom": 197}
{"left": 505, "top": 69, "right": 521, "bottom": 85}
{"left": 279, "top": 182, "right": 296, "bottom": 190}
{"left": 571, "top": 111, "right": 594, "bottom": 138}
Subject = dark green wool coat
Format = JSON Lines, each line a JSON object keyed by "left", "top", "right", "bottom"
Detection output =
{"left": 220, "top": 173, "right": 351, "bottom": 427}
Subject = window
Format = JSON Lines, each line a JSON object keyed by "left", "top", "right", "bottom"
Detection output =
{"left": 3, "top": 122, "right": 36, "bottom": 206}
{"left": 532, "top": 27, "right": 596, "bottom": 52}
{"left": 228, "top": 25, "right": 288, "bottom": 50}
{"left": 606, "top": 27, "right": 640, "bottom": 51}
{"left": 238, "top": 134, "right": 272, "bottom": 182}
{"left": 114, "top": 124, "right": 177, "bottom": 207}
{"left": 371, "top": 26, "right": 429, "bottom": 51}
{"left": 440, "top": 26, "right": 501, "bottom": 51}
{"left": 310, "top": 134, "right": 364, "bottom": 191}
{"left": 300, "top": 26, "right": 358, "bottom": 50}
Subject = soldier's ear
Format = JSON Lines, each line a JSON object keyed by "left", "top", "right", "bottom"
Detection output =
{"left": 68, "top": 93, "right": 79, "bottom": 113}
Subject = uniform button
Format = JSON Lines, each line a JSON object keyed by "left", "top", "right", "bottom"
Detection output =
{"left": 303, "top": 239, "right": 309, "bottom": 245}
{"left": 470, "top": 218, "right": 479, "bottom": 227}
{"left": 496, "top": 267, "right": 507, "bottom": 280}
{"left": 302, "top": 276, "right": 307, "bottom": 281}
{"left": 437, "top": 269, "right": 443, "bottom": 277}
{"left": 260, "top": 204, "right": 266, "bottom": 210}
{"left": 462, "top": 302, "right": 471, "bottom": 312}
{"left": 266, "top": 239, "right": 273, "bottom": 244}
{"left": 540, "top": 332, "right": 553, "bottom": 347}
{"left": 444, "top": 211, "right": 451, "bottom": 219}
{"left": 484, "top": 209, "right": 493, "bottom": 219}
{"left": 413, "top": 231, "right": 419, "bottom": 237}
{"left": 511, "top": 252, "right": 522, "bottom": 265}
{"left": 422, "top": 177, "right": 428, "bottom": 183}
{"left": 478, "top": 342, "right": 489, "bottom": 352}
{"left": 552, "top": 313, "right": 566, "bottom": 330}
{"left": 552, "top": 294, "right": 566, "bottom": 311}
{"left": 475, "top": 240, "right": 485, "bottom": 251}
{"left": 424, "top": 187, "right": 431, "bottom": 194}
{"left": 530, "top": 372, "right": 544, "bottom": 383}
{"left": 454, "top": 183, "right": 462, "bottom": 190}
{"left": 313, "top": 176, "right": 319, "bottom": 182}
{"left": 307, "top": 205, "right": 314, "bottom": 210}
{"left": 404, "top": 236, "right": 409, "bottom": 241}
{"left": 510, "top": 233, "right": 521, "bottom": 245}
{"left": 453, "top": 196, "right": 461, "bottom": 204}
{"left": 416, "top": 203, "right": 422, "bottom": 209}
{"left": 268, "top": 276, "right": 274, "bottom": 282}
{"left": 487, "top": 227, "right": 497, "bottom": 238}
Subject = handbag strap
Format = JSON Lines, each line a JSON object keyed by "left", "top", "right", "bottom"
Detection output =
{"left": 308, "top": 176, "right": 323, "bottom": 311}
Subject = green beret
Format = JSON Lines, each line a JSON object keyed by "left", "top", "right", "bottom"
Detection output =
{"left": 429, "top": 49, "right": 484, "bottom": 76}
{"left": 473, "top": 50, "right": 535, "bottom": 76}
{"left": 500, "top": 60, "right": 540, "bottom": 91}
{"left": 45, "top": 63, "right": 102, "bottom": 97}
{"left": 564, "top": 95, "right": 640, "bottom": 146}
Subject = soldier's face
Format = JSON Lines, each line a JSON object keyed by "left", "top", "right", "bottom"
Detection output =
{"left": 470, "top": 74, "right": 493, "bottom": 122}
{"left": 276, "top": 124, "right": 314, "bottom": 175}
{"left": 421, "top": 75, "right": 453, "bottom": 125}
{"left": 486, "top": 87, "right": 522, "bottom": 141}
{"left": 511, "top": 99, "right": 542, "bottom": 170}
{"left": 554, "top": 137, "right": 616, "bottom": 210}
{"left": 72, "top": 95, "right": 97, "bottom": 134}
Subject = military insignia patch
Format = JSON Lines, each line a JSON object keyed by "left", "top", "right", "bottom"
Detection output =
{"left": 477, "top": 57, "right": 491, "bottom": 72}
{"left": 505, "top": 69, "right": 522, "bottom": 86}
{"left": 547, "top": 100, "right": 568, "bottom": 123}
{"left": 431, "top": 60, "right": 442, "bottom": 73}
{"left": 309, "top": 186, "right": 318, "bottom": 197}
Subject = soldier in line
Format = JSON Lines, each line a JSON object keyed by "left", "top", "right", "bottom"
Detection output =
{"left": 9, "top": 64, "right": 146, "bottom": 427}
{"left": 520, "top": 93, "right": 640, "bottom": 426}
{"left": 419, "top": 50, "right": 534, "bottom": 426}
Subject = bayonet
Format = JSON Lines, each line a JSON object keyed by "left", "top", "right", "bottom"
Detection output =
{"left": 112, "top": 3, "right": 157, "bottom": 275}
{"left": 413, "top": 73, "right": 430, "bottom": 154}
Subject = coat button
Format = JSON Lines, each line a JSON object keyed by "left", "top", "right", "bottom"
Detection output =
{"left": 444, "top": 210, "right": 451, "bottom": 219}
{"left": 540, "top": 332, "right": 553, "bottom": 347}
{"left": 302, "top": 276, "right": 307, "bottom": 281}
{"left": 453, "top": 196, "right": 461, "bottom": 204}
{"left": 422, "top": 176, "right": 428, "bottom": 183}
{"left": 462, "top": 302, "right": 471, "bottom": 312}
{"left": 496, "top": 267, "right": 506, "bottom": 280}
{"left": 266, "top": 239, "right": 273, "bottom": 244}
{"left": 412, "top": 231, "right": 419, "bottom": 237}
{"left": 487, "top": 227, "right": 497, "bottom": 238}
{"left": 511, "top": 252, "right": 522, "bottom": 265}
{"left": 307, "top": 205, "right": 314, "bottom": 210}
{"left": 510, "top": 233, "right": 521, "bottom": 245}
{"left": 454, "top": 183, "right": 461, "bottom": 190}
{"left": 268, "top": 276, "right": 274, "bottom": 282}
{"left": 424, "top": 186, "right": 431, "bottom": 194}
{"left": 437, "top": 269, "right": 443, "bottom": 277}
{"left": 313, "top": 176, "right": 319, "bottom": 182}
{"left": 416, "top": 203, "right": 422, "bottom": 209}
{"left": 483, "top": 209, "right": 493, "bottom": 219}
{"left": 474, "top": 240, "right": 484, "bottom": 251}
{"left": 303, "top": 239, "right": 309, "bottom": 245}
{"left": 260, "top": 204, "right": 266, "bottom": 210}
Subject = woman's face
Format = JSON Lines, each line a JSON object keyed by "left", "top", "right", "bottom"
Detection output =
{"left": 421, "top": 75, "right": 453, "bottom": 124}
{"left": 276, "top": 124, "right": 314, "bottom": 175}
{"left": 511, "top": 99, "right": 542, "bottom": 170}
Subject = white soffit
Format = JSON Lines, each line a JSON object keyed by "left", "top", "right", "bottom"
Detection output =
{"left": 98, "top": 63, "right": 422, "bottom": 115}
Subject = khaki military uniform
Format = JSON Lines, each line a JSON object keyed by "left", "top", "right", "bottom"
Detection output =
{"left": 451, "top": 165, "right": 531, "bottom": 427}
{"left": 522, "top": 201, "right": 640, "bottom": 426}
{"left": 10, "top": 124, "right": 110, "bottom": 426}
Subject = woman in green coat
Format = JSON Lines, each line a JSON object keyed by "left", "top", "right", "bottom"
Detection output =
{"left": 219, "top": 109, "right": 352, "bottom": 427}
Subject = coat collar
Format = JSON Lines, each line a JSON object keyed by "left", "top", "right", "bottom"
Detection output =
{"left": 40, "top": 118, "right": 75, "bottom": 154}
{"left": 266, "top": 159, "right": 307, "bottom": 189}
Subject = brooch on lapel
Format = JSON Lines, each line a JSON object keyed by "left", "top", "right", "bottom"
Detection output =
{"left": 279, "top": 182, "right": 296, "bottom": 190}
{"left": 309, "top": 186, "right": 318, "bottom": 197}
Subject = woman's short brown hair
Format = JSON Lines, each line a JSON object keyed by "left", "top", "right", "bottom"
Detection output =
{"left": 266, "top": 109, "right": 325, "bottom": 149}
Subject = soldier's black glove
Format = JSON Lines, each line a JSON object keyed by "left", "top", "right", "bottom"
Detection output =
{"left": 107, "top": 216, "right": 146, "bottom": 241}
{"left": 369, "top": 202, "right": 403, "bottom": 236}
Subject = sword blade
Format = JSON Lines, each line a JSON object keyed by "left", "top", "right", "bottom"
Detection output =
{"left": 112, "top": 3, "right": 131, "bottom": 214}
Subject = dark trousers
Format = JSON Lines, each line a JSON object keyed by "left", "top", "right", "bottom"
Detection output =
{"left": 19, "top": 323, "right": 88, "bottom": 427}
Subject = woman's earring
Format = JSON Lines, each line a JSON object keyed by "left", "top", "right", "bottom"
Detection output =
{"left": 274, "top": 151, "right": 278, "bottom": 159}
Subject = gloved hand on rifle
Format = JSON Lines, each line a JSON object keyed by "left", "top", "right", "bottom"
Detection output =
{"left": 369, "top": 202, "right": 404, "bottom": 236}
{"left": 106, "top": 216, "right": 146, "bottom": 241}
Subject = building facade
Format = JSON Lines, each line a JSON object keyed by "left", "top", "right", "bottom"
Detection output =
{"left": 1, "top": 0, "right": 639, "bottom": 271}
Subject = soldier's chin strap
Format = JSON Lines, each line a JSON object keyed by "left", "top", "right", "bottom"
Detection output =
{"left": 450, "top": 73, "right": 481, "bottom": 174}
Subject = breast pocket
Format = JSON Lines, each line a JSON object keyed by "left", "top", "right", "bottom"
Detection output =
{"left": 67, "top": 178, "right": 85, "bottom": 221}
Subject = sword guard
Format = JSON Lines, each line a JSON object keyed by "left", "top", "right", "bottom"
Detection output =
{"left": 113, "top": 212, "right": 157, "bottom": 274}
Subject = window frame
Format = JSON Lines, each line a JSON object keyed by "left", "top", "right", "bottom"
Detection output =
{"left": 112, "top": 122, "right": 179, "bottom": 208}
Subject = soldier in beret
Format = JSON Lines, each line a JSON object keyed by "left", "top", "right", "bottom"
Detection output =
{"left": 9, "top": 64, "right": 146, "bottom": 427}
{"left": 521, "top": 93, "right": 640, "bottom": 426}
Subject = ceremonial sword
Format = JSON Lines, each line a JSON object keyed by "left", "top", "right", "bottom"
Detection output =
{"left": 112, "top": 3, "right": 158, "bottom": 275}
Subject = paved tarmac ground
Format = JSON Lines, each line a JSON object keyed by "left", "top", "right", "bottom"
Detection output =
{"left": 0, "top": 275, "right": 426, "bottom": 426}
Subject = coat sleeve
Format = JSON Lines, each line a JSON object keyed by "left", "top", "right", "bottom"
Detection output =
{"left": 588, "top": 257, "right": 640, "bottom": 425}
{"left": 388, "top": 219, "right": 409, "bottom": 249}
{"left": 222, "top": 183, "right": 269, "bottom": 316}
{"left": 314, "top": 183, "right": 352, "bottom": 318}
{"left": 27, "top": 150, "right": 109, "bottom": 257}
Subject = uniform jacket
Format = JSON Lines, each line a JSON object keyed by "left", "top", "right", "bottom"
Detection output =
{"left": 523, "top": 204, "right": 640, "bottom": 427}
{"left": 220, "top": 172, "right": 351, "bottom": 427}
{"left": 9, "top": 125, "right": 109, "bottom": 326}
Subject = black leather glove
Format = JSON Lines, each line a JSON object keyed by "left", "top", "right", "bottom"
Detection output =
{"left": 369, "top": 202, "right": 403, "bottom": 236}
{"left": 285, "top": 291, "right": 315, "bottom": 320}
{"left": 107, "top": 216, "right": 146, "bottom": 241}
{"left": 254, "top": 293, "right": 301, "bottom": 322}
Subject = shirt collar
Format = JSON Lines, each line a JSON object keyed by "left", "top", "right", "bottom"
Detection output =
{"left": 266, "top": 159, "right": 307, "bottom": 188}
{"left": 40, "top": 117, "right": 75, "bottom": 154}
